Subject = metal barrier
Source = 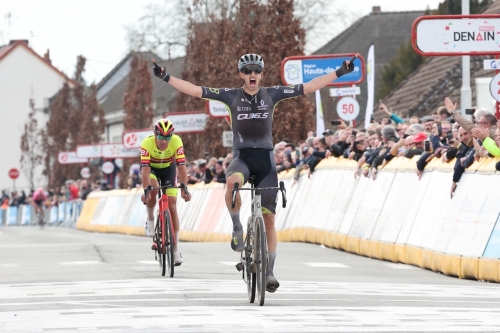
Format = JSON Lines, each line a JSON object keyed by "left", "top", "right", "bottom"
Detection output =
{"left": 0, "top": 200, "right": 83, "bottom": 227}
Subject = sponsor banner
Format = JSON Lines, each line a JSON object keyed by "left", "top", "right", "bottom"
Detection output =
{"left": 327, "top": 169, "right": 356, "bottom": 233}
{"left": 483, "top": 213, "right": 500, "bottom": 258}
{"left": 76, "top": 145, "right": 102, "bottom": 158}
{"left": 413, "top": 15, "right": 500, "bottom": 55}
{"left": 7, "top": 207, "right": 17, "bottom": 225}
{"left": 102, "top": 143, "right": 140, "bottom": 158}
{"left": 123, "top": 129, "right": 151, "bottom": 149}
{"left": 58, "top": 202, "right": 66, "bottom": 223}
{"left": 58, "top": 151, "right": 88, "bottom": 164}
{"left": 207, "top": 100, "right": 229, "bottom": 118}
{"left": 21, "top": 205, "right": 31, "bottom": 225}
{"left": 364, "top": 44, "right": 375, "bottom": 129}
{"left": 281, "top": 54, "right": 364, "bottom": 86}
{"left": 168, "top": 112, "right": 209, "bottom": 133}
{"left": 483, "top": 59, "right": 500, "bottom": 69}
{"left": 49, "top": 206, "right": 58, "bottom": 224}
{"left": 329, "top": 86, "right": 361, "bottom": 97}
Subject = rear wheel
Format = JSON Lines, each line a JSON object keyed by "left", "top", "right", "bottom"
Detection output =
{"left": 255, "top": 217, "right": 267, "bottom": 306}
{"left": 246, "top": 218, "right": 256, "bottom": 303}
{"left": 156, "top": 215, "right": 166, "bottom": 276}
{"left": 165, "top": 211, "right": 174, "bottom": 278}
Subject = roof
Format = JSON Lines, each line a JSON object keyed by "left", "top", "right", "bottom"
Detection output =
{"left": 0, "top": 40, "right": 73, "bottom": 84}
{"left": 379, "top": 1, "right": 500, "bottom": 120}
{"left": 97, "top": 51, "right": 184, "bottom": 116}
{"left": 314, "top": 10, "right": 424, "bottom": 126}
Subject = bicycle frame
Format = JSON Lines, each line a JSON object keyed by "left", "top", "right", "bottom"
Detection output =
{"left": 157, "top": 187, "right": 175, "bottom": 251}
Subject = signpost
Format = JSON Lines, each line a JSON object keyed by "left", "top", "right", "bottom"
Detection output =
{"left": 222, "top": 131, "right": 233, "bottom": 148}
{"left": 8, "top": 168, "right": 19, "bottom": 190}
{"left": 336, "top": 97, "right": 360, "bottom": 122}
{"left": 412, "top": 15, "right": 500, "bottom": 56}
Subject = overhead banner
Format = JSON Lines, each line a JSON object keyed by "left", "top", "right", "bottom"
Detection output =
{"left": 280, "top": 54, "right": 364, "bottom": 86}
{"left": 167, "top": 112, "right": 209, "bottom": 134}
{"left": 58, "top": 151, "right": 88, "bottom": 164}
{"left": 412, "top": 15, "right": 500, "bottom": 56}
{"left": 102, "top": 144, "right": 140, "bottom": 158}
{"left": 122, "top": 129, "right": 151, "bottom": 149}
{"left": 365, "top": 44, "right": 375, "bottom": 129}
{"left": 76, "top": 144, "right": 102, "bottom": 158}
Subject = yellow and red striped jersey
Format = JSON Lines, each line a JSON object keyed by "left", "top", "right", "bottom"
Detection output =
{"left": 140, "top": 134, "right": 186, "bottom": 168}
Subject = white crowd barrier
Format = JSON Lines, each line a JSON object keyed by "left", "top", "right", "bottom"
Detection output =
{"left": 2, "top": 200, "right": 83, "bottom": 227}
{"left": 77, "top": 156, "right": 500, "bottom": 282}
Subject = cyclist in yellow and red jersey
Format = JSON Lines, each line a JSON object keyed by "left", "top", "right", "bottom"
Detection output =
{"left": 140, "top": 118, "right": 191, "bottom": 266}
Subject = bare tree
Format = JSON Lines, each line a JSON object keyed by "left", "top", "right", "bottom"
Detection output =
{"left": 126, "top": 0, "right": 356, "bottom": 58}
{"left": 19, "top": 99, "right": 43, "bottom": 190}
{"left": 119, "top": 55, "right": 154, "bottom": 188}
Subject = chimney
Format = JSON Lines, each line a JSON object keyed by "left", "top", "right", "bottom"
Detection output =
{"left": 372, "top": 6, "right": 381, "bottom": 13}
{"left": 43, "top": 49, "right": 51, "bottom": 64}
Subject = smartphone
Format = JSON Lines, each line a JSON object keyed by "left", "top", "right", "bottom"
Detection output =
{"left": 331, "top": 120, "right": 341, "bottom": 125}
{"left": 352, "top": 130, "right": 357, "bottom": 137}
{"left": 424, "top": 140, "right": 431, "bottom": 152}
{"left": 446, "top": 131, "right": 453, "bottom": 141}
{"left": 465, "top": 108, "right": 475, "bottom": 115}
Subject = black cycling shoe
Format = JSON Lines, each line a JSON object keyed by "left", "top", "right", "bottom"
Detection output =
{"left": 231, "top": 227, "right": 244, "bottom": 252}
{"left": 266, "top": 275, "right": 280, "bottom": 293}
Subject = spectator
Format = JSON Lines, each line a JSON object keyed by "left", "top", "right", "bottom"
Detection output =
{"left": 378, "top": 102, "right": 404, "bottom": 124}
{"left": 438, "top": 106, "right": 451, "bottom": 121}
{"left": 422, "top": 117, "right": 434, "bottom": 133}
{"left": 213, "top": 159, "right": 226, "bottom": 183}
{"left": 1, "top": 190, "right": 9, "bottom": 203}
{"left": 432, "top": 110, "right": 440, "bottom": 122}
{"left": 450, "top": 126, "right": 473, "bottom": 198}
{"left": 9, "top": 191, "right": 18, "bottom": 207}
{"left": 410, "top": 116, "right": 420, "bottom": 124}
{"left": 404, "top": 132, "right": 426, "bottom": 158}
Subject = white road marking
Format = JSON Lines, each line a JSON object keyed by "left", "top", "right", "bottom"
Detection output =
{"left": 58, "top": 261, "right": 101, "bottom": 266}
{"left": 219, "top": 261, "right": 238, "bottom": 266}
{"left": 0, "top": 264, "right": 19, "bottom": 268}
{"left": 137, "top": 261, "right": 158, "bottom": 265}
{"left": 303, "top": 262, "right": 350, "bottom": 268}
{"left": 385, "top": 263, "right": 417, "bottom": 269}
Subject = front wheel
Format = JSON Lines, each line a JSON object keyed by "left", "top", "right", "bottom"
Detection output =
{"left": 246, "top": 218, "right": 256, "bottom": 303}
{"left": 156, "top": 215, "right": 166, "bottom": 276}
{"left": 255, "top": 217, "right": 267, "bottom": 306}
{"left": 165, "top": 210, "right": 174, "bottom": 278}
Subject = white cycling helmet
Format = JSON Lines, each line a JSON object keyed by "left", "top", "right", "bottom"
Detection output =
{"left": 237, "top": 53, "right": 264, "bottom": 71}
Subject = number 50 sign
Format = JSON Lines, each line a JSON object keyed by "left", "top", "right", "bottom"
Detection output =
{"left": 336, "top": 97, "right": 360, "bottom": 121}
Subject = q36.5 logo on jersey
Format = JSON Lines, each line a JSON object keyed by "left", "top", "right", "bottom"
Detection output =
{"left": 237, "top": 113, "right": 269, "bottom": 120}
{"left": 141, "top": 148, "right": 149, "bottom": 157}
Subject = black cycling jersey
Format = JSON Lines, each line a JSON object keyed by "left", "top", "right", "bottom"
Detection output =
{"left": 202, "top": 85, "right": 304, "bottom": 150}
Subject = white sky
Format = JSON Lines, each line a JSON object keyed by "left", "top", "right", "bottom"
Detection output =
{"left": 0, "top": 0, "right": 444, "bottom": 84}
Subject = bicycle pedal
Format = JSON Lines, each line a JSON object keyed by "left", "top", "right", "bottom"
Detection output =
{"left": 235, "top": 262, "right": 244, "bottom": 272}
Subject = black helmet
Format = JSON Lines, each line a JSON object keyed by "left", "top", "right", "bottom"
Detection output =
{"left": 238, "top": 53, "right": 264, "bottom": 71}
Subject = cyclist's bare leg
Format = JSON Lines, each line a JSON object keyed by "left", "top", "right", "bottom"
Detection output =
{"left": 225, "top": 173, "right": 245, "bottom": 251}
{"left": 145, "top": 178, "right": 159, "bottom": 220}
{"left": 168, "top": 195, "right": 179, "bottom": 251}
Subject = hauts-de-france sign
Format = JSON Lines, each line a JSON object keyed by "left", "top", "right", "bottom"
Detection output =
{"left": 412, "top": 15, "right": 500, "bottom": 56}
{"left": 280, "top": 54, "right": 364, "bottom": 86}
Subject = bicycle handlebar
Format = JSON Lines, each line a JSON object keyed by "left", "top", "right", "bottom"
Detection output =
{"left": 231, "top": 181, "right": 287, "bottom": 209}
{"left": 143, "top": 183, "right": 189, "bottom": 205}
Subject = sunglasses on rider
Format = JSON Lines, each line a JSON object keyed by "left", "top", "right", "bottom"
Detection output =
{"left": 157, "top": 134, "right": 172, "bottom": 141}
{"left": 241, "top": 65, "right": 262, "bottom": 75}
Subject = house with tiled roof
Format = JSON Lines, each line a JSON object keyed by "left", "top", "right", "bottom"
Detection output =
{"left": 379, "top": 1, "right": 500, "bottom": 121}
{"left": 96, "top": 52, "right": 184, "bottom": 143}
{"left": 0, "top": 40, "right": 73, "bottom": 191}
{"left": 314, "top": 6, "right": 424, "bottom": 128}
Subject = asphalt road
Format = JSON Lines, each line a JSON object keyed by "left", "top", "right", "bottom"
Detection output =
{"left": 0, "top": 226, "right": 499, "bottom": 332}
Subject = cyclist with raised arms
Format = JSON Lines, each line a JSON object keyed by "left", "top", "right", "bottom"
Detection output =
{"left": 151, "top": 53, "right": 355, "bottom": 292}
{"left": 141, "top": 118, "right": 191, "bottom": 266}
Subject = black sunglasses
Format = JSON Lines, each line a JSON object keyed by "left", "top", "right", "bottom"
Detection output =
{"left": 241, "top": 65, "right": 262, "bottom": 75}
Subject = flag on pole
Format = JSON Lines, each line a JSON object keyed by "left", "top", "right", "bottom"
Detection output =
{"left": 365, "top": 44, "right": 375, "bottom": 129}
{"left": 315, "top": 90, "right": 325, "bottom": 135}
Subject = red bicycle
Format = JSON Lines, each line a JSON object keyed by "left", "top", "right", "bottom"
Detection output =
{"left": 144, "top": 182, "right": 188, "bottom": 277}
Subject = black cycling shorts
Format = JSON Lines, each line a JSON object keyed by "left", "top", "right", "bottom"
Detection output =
{"left": 226, "top": 148, "right": 278, "bottom": 214}
{"left": 142, "top": 165, "right": 178, "bottom": 196}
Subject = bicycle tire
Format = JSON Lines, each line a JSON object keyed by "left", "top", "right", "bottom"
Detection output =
{"left": 246, "top": 218, "right": 256, "bottom": 303}
{"left": 255, "top": 217, "right": 267, "bottom": 306}
{"left": 165, "top": 210, "right": 174, "bottom": 278}
{"left": 156, "top": 215, "right": 166, "bottom": 276}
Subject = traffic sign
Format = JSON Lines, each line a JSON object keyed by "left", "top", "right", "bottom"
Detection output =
{"left": 489, "top": 72, "right": 500, "bottom": 102}
{"left": 281, "top": 53, "right": 364, "bottom": 86}
{"left": 80, "top": 167, "right": 90, "bottom": 179}
{"left": 8, "top": 168, "right": 19, "bottom": 180}
{"left": 102, "top": 161, "right": 114, "bottom": 174}
{"left": 329, "top": 86, "right": 360, "bottom": 97}
{"left": 412, "top": 15, "right": 500, "bottom": 56}
{"left": 336, "top": 97, "right": 360, "bottom": 122}
{"left": 222, "top": 131, "right": 233, "bottom": 147}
